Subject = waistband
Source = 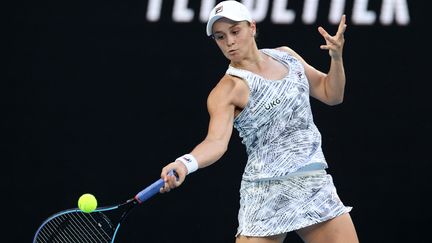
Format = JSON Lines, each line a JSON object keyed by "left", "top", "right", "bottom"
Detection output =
{"left": 244, "top": 163, "right": 327, "bottom": 182}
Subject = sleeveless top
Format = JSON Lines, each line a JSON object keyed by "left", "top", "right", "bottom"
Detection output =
{"left": 228, "top": 48, "right": 328, "bottom": 182}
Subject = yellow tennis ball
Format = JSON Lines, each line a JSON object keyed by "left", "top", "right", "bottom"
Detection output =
{"left": 78, "top": 193, "right": 97, "bottom": 213}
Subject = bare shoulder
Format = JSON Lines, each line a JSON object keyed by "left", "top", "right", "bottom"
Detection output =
{"left": 209, "top": 75, "right": 236, "bottom": 100}
{"left": 276, "top": 46, "right": 305, "bottom": 62}
{"left": 208, "top": 74, "right": 248, "bottom": 110}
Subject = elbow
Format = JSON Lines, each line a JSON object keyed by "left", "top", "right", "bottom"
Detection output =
{"left": 324, "top": 86, "right": 345, "bottom": 106}
{"left": 322, "top": 76, "right": 345, "bottom": 106}
{"left": 218, "top": 143, "right": 228, "bottom": 157}
{"left": 326, "top": 94, "right": 344, "bottom": 106}
{"left": 211, "top": 139, "right": 229, "bottom": 159}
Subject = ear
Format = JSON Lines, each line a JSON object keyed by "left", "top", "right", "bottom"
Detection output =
{"left": 250, "top": 21, "right": 257, "bottom": 36}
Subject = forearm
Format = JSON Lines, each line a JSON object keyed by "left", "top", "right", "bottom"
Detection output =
{"left": 316, "top": 15, "right": 347, "bottom": 105}
{"left": 324, "top": 57, "right": 345, "bottom": 105}
{"left": 188, "top": 138, "right": 228, "bottom": 169}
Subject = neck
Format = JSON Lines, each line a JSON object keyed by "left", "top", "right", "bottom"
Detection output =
{"left": 230, "top": 43, "right": 264, "bottom": 70}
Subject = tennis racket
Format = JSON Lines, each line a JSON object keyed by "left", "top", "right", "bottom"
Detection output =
{"left": 33, "top": 170, "right": 177, "bottom": 243}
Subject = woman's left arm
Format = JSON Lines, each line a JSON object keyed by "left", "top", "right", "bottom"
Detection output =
{"left": 278, "top": 15, "right": 347, "bottom": 106}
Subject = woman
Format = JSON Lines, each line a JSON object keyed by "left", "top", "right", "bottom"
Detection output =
{"left": 160, "top": 1, "right": 358, "bottom": 242}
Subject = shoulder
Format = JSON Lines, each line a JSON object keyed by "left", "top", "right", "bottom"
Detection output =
{"left": 275, "top": 46, "right": 304, "bottom": 61}
{"left": 209, "top": 75, "right": 245, "bottom": 100}
{"left": 209, "top": 75, "right": 236, "bottom": 97}
{"left": 207, "top": 74, "right": 248, "bottom": 108}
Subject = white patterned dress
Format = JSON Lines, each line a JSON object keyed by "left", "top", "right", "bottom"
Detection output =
{"left": 230, "top": 48, "right": 351, "bottom": 237}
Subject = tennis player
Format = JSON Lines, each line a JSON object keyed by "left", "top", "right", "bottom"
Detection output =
{"left": 161, "top": 1, "right": 359, "bottom": 242}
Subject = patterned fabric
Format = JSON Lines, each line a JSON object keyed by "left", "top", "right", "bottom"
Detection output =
{"left": 236, "top": 173, "right": 352, "bottom": 236}
{"left": 227, "top": 49, "right": 351, "bottom": 237}
{"left": 230, "top": 49, "right": 327, "bottom": 182}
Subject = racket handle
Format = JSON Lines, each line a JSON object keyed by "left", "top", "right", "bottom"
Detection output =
{"left": 134, "top": 170, "right": 177, "bottom": 203}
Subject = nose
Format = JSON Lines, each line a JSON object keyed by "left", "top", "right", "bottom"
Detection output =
{"left": 226, "top": 33, "right": 235, "bottom": 46}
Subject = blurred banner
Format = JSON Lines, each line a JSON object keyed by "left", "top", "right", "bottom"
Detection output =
{"left": 145, "top": 0, "right": 411, "bottom": 25}
{"left": 7, "top": 0, "right": 426, "bottom": 243}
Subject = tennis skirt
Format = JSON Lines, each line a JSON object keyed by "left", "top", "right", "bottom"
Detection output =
{"left": 236, "top": 171, "right": 352, "bottom": 237}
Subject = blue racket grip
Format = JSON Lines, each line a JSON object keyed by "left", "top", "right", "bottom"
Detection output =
{"left": 135, "top": 170, "right": 177, "bottom": 203}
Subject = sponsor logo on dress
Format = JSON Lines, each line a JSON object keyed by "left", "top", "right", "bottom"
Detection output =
{"left": 265, "top": 98, "right": 281, "bottom": 110}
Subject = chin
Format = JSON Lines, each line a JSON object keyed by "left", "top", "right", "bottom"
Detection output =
{"left": 226, "top": 53, "right": 241, "bottom": 62}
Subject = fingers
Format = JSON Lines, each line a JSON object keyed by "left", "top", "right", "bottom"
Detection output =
{"left": 160, "top": 174, "right": 177, "bottom": 193}
{"left": 318, "top": 14, "right": 347, "bottom": 40}
{"left": 337, "top": 14, "right": 347, "bottom": 36}
{"left": 318, "top": 27, "right": 336, "bottom": 50}
{"left": 318, "top": 26, "right": 331, "bottom": 42}
{"left": 318, "top": 14, "right": 347, "bottom": 52}
{"left": 159, "top": 161, "right": 187, "bottom": 193}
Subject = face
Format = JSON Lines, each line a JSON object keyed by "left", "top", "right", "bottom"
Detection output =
{"left": 211, "top": 18, "right": 256, "bottom": 62}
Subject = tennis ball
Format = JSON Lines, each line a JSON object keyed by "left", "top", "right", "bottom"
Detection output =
{"left": 78, "top": 193, "right": 97, "bottom": 213}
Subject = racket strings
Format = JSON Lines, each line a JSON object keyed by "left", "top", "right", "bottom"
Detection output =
{"left": 35, "top": 211, "right": 114, "bottom": 243}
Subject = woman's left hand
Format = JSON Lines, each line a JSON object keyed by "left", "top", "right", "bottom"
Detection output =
{"left": 318, "top": 14, "right": 347, "bottom": 60}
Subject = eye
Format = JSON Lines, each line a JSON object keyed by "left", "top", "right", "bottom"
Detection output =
{"left": 213, "top": 33, "right": 225, "bottom": 40}
{"left": 231, "top": 29, "right": 240, "bottom": 35}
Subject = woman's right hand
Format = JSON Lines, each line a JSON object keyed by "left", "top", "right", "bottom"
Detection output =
{"left": 160, "top": 160, "right": 188, "bottom": 193}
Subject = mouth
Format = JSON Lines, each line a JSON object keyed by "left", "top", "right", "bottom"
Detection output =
{"left": 228, "top": 49, "right": 237, "bottom": 54}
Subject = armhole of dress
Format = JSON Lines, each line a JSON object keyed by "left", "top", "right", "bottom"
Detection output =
{"left": 262, "top": 48, "right": 293, "bottom": 74}
{"left": 226, "top": 66, "right": 251, "bottom": 90}
{"left": 226, "top": 66, "right": 252, "bottom": 124}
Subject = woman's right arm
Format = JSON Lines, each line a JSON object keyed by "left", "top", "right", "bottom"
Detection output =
{"left": 160, "top": 75, "right": 242, "bottom": 192}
